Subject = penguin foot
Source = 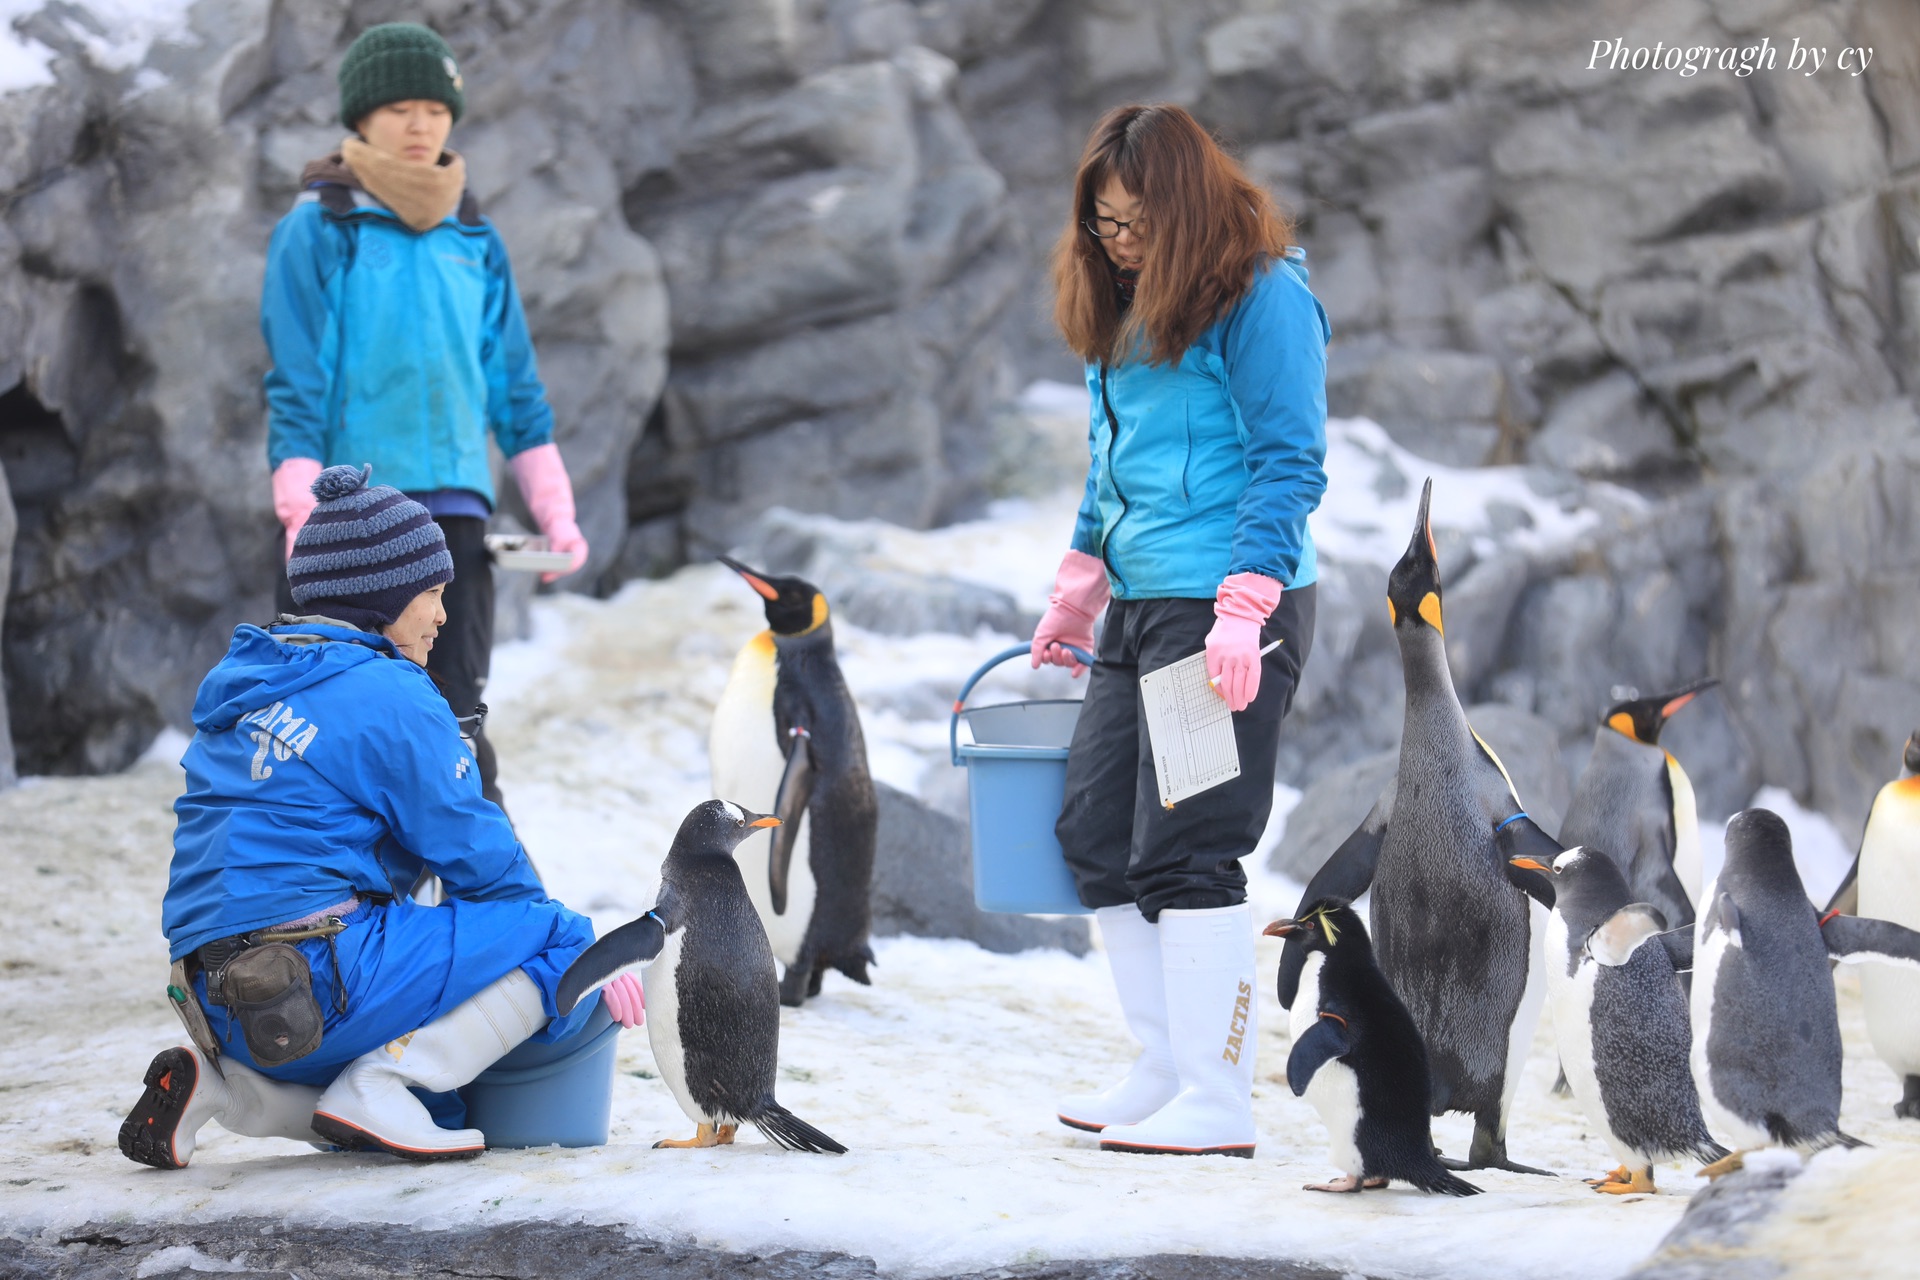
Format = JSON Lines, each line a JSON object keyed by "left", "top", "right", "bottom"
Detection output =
{"left": 1362, "top": 1176, "right": 1388, "bottom": 1189}
{"left": 1304, "top": 1175, "right": 1365, "bottom": 1193}
{"left": 1584, "top": 1166, "right": 1631, "bottom": 1186}
{"left": 1593, "top": 1168, "right": 1656, "bottom": 1195}
{"left": 653, "top": 1122, "right": 736, "bottom": 1149}
{"left": 1699, "top": 1150, "right": 1746, "bottom": 1181}
{"left": 1896, "top": 1077, "right": 1920, "bottom": 1120}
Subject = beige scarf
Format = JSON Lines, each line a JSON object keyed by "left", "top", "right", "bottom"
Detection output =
{"left": 340, "top": 137, "right": 468, "bottom": 232}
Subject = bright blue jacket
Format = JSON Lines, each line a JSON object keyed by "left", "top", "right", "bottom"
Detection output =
{"left": 164, "top": 621, "right": 552, "bottom": 961}
{"left": 261, "top": 187, "right": 554, "bottom": 505}
{"left": 1071, "top": 251, "right": 1329, "bottom": 597}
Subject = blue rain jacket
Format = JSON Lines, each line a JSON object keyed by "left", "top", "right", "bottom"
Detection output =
{"left": 1070, "top": 251, "right": 1330, "bottom": 597}
{"left": 261, "top": 187, "right": 555, "bottom": 505}
{"left": 164, "top": 621, "right": 598, "bottom": 1072}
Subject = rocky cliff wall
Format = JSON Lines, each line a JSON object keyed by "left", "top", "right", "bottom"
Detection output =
{"left": 4, "top": 0, "right": 1918, "bottom": 849}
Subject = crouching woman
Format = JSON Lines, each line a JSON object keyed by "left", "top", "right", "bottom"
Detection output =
{"left": 119, "top": 467, "right": 641, "bottom": 1168}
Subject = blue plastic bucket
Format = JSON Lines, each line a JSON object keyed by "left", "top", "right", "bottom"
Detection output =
{"left": 950, "top": 644, "right": 1093, "bottom": 915}
{"left": 459, "top": 1001, "right": 620, "bottom": 1148}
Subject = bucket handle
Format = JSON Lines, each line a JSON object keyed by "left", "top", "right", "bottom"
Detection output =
{"left": 949, "top": 643, "right": 1095, "bottom": 766}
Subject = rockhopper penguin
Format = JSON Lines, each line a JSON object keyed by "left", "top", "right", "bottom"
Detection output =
{"left": 1266, "top": 900, "right": 1481, "bottom": 1196}
{"left": 1692, "top": 807, "right": 1920, "bottom": 1175}
{"left": 1278, "top": 479, "right": 1550, "bottom": 1173}
{"left": 1824, "top": 732, "right": 1920, "bottom": 1120}
{"left": 1560, "top": 681, "right": 1715, "bottom": 933}
{"left": 555, "top": 800, "right": 846, "bottom": 1153}
{"left": 710, "top": 557, "right": 878, "bottom": 1007}
{"left": 1503, "top": 839, "right": 1726, "bottom": 1194}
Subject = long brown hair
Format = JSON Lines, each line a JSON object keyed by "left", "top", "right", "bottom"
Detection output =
{"left": 1051, "top": 104, "right": 1292, "bottom": 367}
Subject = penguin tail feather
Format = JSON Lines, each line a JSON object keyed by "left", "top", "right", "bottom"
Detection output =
{"left": 833, "top": 948, "right": 875, "bottom": 986}
{"left": 1411, "top": 1168, "right": 1483, "bottom": 1197}
{"left": 754, "top": 1100, "right": 847, "bottom": 1155}
{"left": 1827, "top": 1130, "right": 1868, "bottom": 1152}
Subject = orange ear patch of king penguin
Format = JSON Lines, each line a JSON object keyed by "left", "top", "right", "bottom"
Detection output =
{"left": 1418, "top": 591, "right": 1444, "bottom": 634}
{"left": 808, "top": 593, "right": 829, "bottom": 631}
{"left": 1386, "top": 598, "right": 1398, "bottom": 626}
{"left": 1608, "top": 711, "right": 1638, "bottom": 741}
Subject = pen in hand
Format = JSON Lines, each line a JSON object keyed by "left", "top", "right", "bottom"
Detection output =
{"left": 1209, "top": 638, "right": 1284, "bottom": 687}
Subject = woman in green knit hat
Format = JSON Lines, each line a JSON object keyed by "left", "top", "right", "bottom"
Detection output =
{"left": 261, "top": 22, "right": 587, "bottom": 807}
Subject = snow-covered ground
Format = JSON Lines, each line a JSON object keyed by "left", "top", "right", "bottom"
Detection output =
{"left": 3, "top": 403, "right": 1914, "bottom": 1277}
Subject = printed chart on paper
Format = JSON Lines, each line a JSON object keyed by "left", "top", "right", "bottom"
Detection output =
{"left": 1140, "top": 650, "right": 1240, "bottom": 807}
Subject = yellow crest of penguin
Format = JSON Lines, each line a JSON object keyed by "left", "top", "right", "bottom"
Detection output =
{"left": 1418, "top": 591, "right": 1444, "bottom": 634}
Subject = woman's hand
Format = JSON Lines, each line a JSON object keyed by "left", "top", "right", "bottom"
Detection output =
{"left": 602, "top": 972, "right": 644, "bottom": 1028}
{"left": 1207, "top": 572, "right": 1283, "bottom": 712}
{"left": 271, "top": 458, "right": 324, "bottom": 560}
{"left": 1030, "top": 549, "right": 1112, "bottom": 677}
{"left": 509, "top": 443, "right": 591, "bottom": 583}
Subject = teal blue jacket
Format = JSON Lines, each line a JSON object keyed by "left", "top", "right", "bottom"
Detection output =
{"left": 1071, "top": 251, "right": 1329, "bottom": 597}
{"left": 261, "top": 187, "right": 554, "bottom": 504}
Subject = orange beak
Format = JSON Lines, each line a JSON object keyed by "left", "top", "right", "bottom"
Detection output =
{"left": 1263, "top": 919, "right": 1298, "bottom": 938}
{"left": 1661, "top": 690, "right": 1698, "bottom": 719}
{"left": 1508, "top": 856, "right": 1549, "bottom": 872}
{"left": 718, "top": 555, "right": 780, "bottom": 601}
{"left": 750, "top": 816, "right": 782, "bottom": 828}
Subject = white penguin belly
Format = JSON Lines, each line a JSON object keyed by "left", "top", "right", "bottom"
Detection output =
{"left": 642, "top": 927, "right": 707, "bottom": 1125}
{"left": 1500, "top": 897, "right": 1550, "bottom": 1125}
{"left": 1544, "top": 914, "right": 1629, "bottom": 1166}
{"left": 1860, "top": 782, "right": 1920, "bottom": 1075}
{"left": 1289, "top": 953, "right": 1362, "bottom": 1178}
{"left": 1669, "top": 756, "right": 1702, "bottom": 910}
{"left": 711, "top": 636, "right": 819, "bottom": 968}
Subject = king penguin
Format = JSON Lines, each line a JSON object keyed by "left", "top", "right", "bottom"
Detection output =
{"left": 1561, "top": 680, "right": 1715, "bottom": 931}
{"left": 1824, "top": 731, "right": 1920, "bottom": 1119}
{"left": 710, "top": 556, "right": 878, "bottom": 1006}
{"left": 555, "top": 800, "right": 846, "bottom": 1153}
{"left": 1503, "top": 838, "right": 1725, "bottom": 1194}
{"left": 1266, "top": 899, "right": 1481, "bottom": 1196}
{"left": 1279, "top": 479, "right": 1551, "bottom": 1173}
{"left": 1692, "top": 807, "right": 1920, "bottom": 1174}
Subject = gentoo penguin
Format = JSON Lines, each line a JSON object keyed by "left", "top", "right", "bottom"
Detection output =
{"left": 710, "top": 556, "right": 877, "bottom": 1007}
{"left": 1279, "top": 479, "right": 1550, "bottom": 1174}
{"left": 1503, "top": 839, "right": 1726, "bottom": 1194}
{"left": 1266, "top": 900, "right": 1481, "bottom": 1196}
{"left": 1692, "top": 808, "right": 1920, "bottom": 1174}
{"left": 555, "top": 800, "right": 846, "bottom": 1153}
{"left": 1561, "top": 681, "right": 1716, "bottom": 931}
{"left": 1825, "top": 732, "right": 1920, "bottom": 1118}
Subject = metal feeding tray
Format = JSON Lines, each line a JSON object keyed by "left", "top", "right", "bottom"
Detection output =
{"left": 485, "top": 533, "right": 574, "bottom": 574}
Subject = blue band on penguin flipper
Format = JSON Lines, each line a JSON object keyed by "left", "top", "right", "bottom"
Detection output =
{"left": 1494, "top": 812, "right": 1529, "bottom": 833}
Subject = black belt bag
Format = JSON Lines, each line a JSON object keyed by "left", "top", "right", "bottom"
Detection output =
{"left": 197, "top": 917, "right": 350, "bottom": 1068}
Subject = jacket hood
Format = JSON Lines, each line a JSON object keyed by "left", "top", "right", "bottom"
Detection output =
{"left": 192, "top": 623, "right": 398, "bottom": 733}
{"left": 1278, "top": 245, "right": 1310, "bottom": 287}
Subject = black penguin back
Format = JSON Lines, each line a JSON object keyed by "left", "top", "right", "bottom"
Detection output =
{"left": 665, "top": 851, "right": 784, "bottom": 1123}
{"left": 774, "top": 625, "right": 878, "bottom": 985}
{"left": 1313, "top": 924, "right": 1482, "bottom": 1195}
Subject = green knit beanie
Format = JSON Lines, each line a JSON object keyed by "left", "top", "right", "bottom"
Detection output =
{"left": 338, "top": 23, "right": 466, "bottom": 130}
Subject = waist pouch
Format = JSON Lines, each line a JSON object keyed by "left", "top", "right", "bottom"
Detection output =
{"left": 218, "top": 943, "right": 325, "bottom": 1067}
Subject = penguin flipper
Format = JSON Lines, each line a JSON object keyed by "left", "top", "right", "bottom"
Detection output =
{"left": 1823, "top": 914, "right": 1920, "bottom": 971}
{"left": 1285, "top": 1015, "right": 1352, "bottom": 1097}
{"left": 1587, "top": 904, "right": 1668, "bottom": 967}
{"left": 1826, "top": 854, "right": 1860, "bottom": 917}
{"left": 1280, "top": 791, "right": 1392, "bottom": 1008}
{"left": 554, "top": 911, "right": 668, "bottom": 1015}
{"left": 1706, "top": 890, "right": 1741, "bottom": 942}
{"left": 1656, "top": 926, "right": 1695, "bottom": 971}
{"left": 768, "top": 731, "right": 815, "bottom": 916}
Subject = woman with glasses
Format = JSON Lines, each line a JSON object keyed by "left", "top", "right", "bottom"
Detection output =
{"left": 1032, "top": 103, "right": 1329, "bottom": 1158}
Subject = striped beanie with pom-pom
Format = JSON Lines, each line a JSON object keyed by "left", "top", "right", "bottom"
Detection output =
{"left": 287, "top": 465, "right": 454, "bottom": 632}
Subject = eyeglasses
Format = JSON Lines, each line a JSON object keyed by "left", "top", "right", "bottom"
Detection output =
{"left": 1082, "top": 216, "right": 1146, "bottom": 239}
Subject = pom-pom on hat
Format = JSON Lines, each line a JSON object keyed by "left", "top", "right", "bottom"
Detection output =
{"left": 287, "top": 465, "right": 454, "bottom": 632}
{"left": 338, "top": 22, "right": 466, "bottom": 130}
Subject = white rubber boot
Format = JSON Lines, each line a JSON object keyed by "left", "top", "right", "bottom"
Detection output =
{"left": 120, "top": 1046, "right": 325, "bottom": 1169}
{"left": 1098, "top": 902, "right": 1257, "bottom": 1158}
{"left": 1057, "top": 904, "right": 1178, "bottom": 1131}
{"left": 311, "top": 968, "right": 548, "bottom": 1160}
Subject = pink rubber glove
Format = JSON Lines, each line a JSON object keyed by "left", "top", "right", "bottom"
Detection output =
{"left": 272, "top": 458, "right": 324, "bottom": 560}
{"left": 1206, "top": 572, "right": 1284, "bottom": 713}
{"left": 509, "top": 442, "right": 589, "bottom": 583}
{"left": 601, "top": 972, "right": 644, "bottom": 1028}
{"left": 1030, "top": 549, "right": 1112, "bottom": 677}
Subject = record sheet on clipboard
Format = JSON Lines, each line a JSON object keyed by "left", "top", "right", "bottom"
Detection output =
{"left": 1139, "top": 650, "right": 1241, "bottom": 807}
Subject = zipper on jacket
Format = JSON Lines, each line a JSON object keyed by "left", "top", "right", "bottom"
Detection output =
{"left": 1098, "top": 363, "right": 1132, "bottom": 596}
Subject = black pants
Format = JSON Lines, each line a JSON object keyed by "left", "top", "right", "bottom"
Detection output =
{"left": 1056, "top": 586, "right": 1316, "bottom": 920}
{"left": 275, "top": 514, "right": 502, "bottom": 805}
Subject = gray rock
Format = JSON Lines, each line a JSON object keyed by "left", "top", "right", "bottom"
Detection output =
{"left": 872, "top": 780, "right": 1090, "bottom": 955}
{"left": 1531, "top": 372, "right": 1686, "bottom": 480}
{"left": 1268, "top": 749, "right": 1396, "bottom": 884}
{"left": 1621, "top": 1155, "right": 1804, "bottom": 1280}
{"left": 0, "top": 453, "right": 14, "bottom": 787}
{"left": 1327, "top": 346, "right": 1505, "bottom": 466}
